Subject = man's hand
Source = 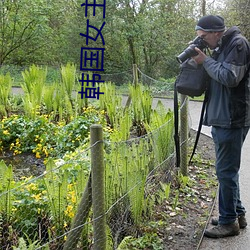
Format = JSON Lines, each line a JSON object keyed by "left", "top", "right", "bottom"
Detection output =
{"left": 192, "top": 47, "right": 207, "bottom": 64}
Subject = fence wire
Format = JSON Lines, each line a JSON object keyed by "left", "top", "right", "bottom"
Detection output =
{"left": 0, "top": 67, "right": 192, "bottom": 249}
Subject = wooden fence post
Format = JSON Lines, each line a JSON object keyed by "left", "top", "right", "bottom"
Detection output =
{"left": 91, "top": 124, "right": 106, "bottom": 250}
{"left": 125, "top": 64, "right": 138, "bottom": 109}
{"left": 133, "top": 64, "right": 138, "bottom": 86}
{"left": 63, "top": 175, "right": 92, "bottom": 250}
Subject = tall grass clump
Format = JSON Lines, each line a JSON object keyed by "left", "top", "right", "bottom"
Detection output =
{"left": 129, "top": 84, "right": 153, "bottom": 135}
{"left": 0, "top": 73, "right": 12, "bottom": 117}
{"left": 0, "top": 161, "right": 15, "bottom": 247}
{"left": 61, "top": 63, "right": 76, "bottom": 104}
{"left": 145, "top": 100, "right": 175, "bottom": 164}
{"left": 21, "top": 65, "right": 47, "bottom": 118}
{"left": 99, "top": 81, "right": 123, "bottom": 128}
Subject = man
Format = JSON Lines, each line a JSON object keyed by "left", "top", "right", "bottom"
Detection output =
{"left": 192, "top": 15, "right": 250, "bottom": 238}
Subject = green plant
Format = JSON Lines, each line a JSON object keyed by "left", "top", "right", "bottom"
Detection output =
{"left": 43, "top": 159, "right": 69, "bottom": 225}
{"left": 0, "top": 115, "right": 57, "bottom": 157}
{"left": 129, "top": 83, "right": 153, "bottom": 130}
{"left": 117, "top": 233, "right": 163, "bottom": 250}
{"left": 0, "top": 161, "right": 15, "bottom": 222}
{"left": 60, "top": 63, "right": 76, "bottom": 99}
{"left": 157, "top": 182, "right": 171, "bottom": 204}
{"left": 42, "top": 157, "right": 90, "bottom": 245}
{"left": 21, "top": 65, "right": 47, "bottom": 118}
{"left": 105, "top": 136, "right": 153, "bottom": 234}
{"left": 144, "top": 100, "right": 174, "bottom": 163}
{"left": 12, "top": 176, "right": 49, "bottom": 241}
{"left": 172, "top": 190, "right": 180, "bottom": 210}
{"left": 99, "top": 81, "right": 123, "bottom": 128}
{"left": 0, "top": 73, "right": 12, "bottom": 117}
{"left": 13, "top": 237, "right": 40, "bottom": 250}
{"left": 43, "top": 84, "right": 56, "bottom": 114}
{"left": 0, "top": 107, "right": 104, "bottom": 158}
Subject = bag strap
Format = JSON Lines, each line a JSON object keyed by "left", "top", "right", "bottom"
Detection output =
{"left": 174, "top": 80, "right": 208, "bottom": 168}
{"left": 174, "top": 80, "right": 180, "bottom": 168}
{"left": 188, "top": 91, "right": 208, "bottom": 164}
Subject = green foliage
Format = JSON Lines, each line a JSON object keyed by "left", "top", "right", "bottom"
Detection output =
{"left": 61, "top": 63, "right": 76, "bottom": 101}
{"left": 158, "top": 182, "right": 171, "bottom": 203}
{"left": 0, "top": 161, "right": 14, "bottom": 222}
{"left": 0, "top": 77, "right": 179, "bottom": 248}
{"left": 0, "top": 73, "right": 12, "bottom": 116}
{"left": 99, "top": 81, "right": 123, "bottom": 128}
{"left": 145, "top": 100, "right": 175, "bottom": 163}
{"left": 0, "top": 0, "right": 66, "bottom": 65}
{"left": 13, "top": 235, "right": 46, "bottom": 250}
{"left": 21, "top": 65, "right": 47, "bottom": 118}
{"left": 178, "top": 173, "right": 192, "bottom": 189}
{"left": 0, "top": 109, "right": 103, "bottom": 157}
{"left": 129, "top": 84, "right": 153, "bottom": 129}
{"left": 0, "top": 0, "right": 229, "bottom": 79}
{"left": 105, "top": 136, "right": 153, "bottom": 228}
{"left": 43, "top": 85, "right": 56, "bottom": 113}
{"left": 43, "top": 159, "right": 68, "bottom": 229}
{"left": 117, "top": 233, "right": 163, "bottom": 250}
{"left": 12, "top": 176, "right": 48, "bottom": 240}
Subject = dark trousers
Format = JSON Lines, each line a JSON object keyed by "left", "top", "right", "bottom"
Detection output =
{"left": 211, "top": 126, "right": 249, "bottom": 225}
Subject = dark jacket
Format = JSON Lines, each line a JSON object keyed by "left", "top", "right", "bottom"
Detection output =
{"left": 203, "top": 26, "right": 250, "bottom": 128}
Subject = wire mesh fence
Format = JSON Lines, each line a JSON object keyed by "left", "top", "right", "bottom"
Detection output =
{"left": 0, "top": 116, "right": 189, "bottom": 249}
{"left": 0, "top": 64, "right": 191, "bottom": 249}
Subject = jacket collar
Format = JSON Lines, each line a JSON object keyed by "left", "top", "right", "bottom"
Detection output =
{"left": 221, "top": 26, "right": 241, "bottom": 46}
{"left": 212, "top": 26, "right": 241, "bottom": 58}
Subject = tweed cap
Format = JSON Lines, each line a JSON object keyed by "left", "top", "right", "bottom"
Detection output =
{"left": 195, "top": 15, "right": 225, "bottom": 32}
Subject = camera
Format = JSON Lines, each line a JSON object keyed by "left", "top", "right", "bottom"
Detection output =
{"left": 176, "top": 36, "right": 208, "bottom": 63}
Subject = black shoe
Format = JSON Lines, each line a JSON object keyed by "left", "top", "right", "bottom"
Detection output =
{"left": 204, "top": 222, "right": 240, "bottom": 238}
{"left": 211, "top": 214, "right": 247, "bottom": 229}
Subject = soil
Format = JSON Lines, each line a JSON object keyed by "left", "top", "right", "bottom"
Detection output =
{"left": 158, "top": 130, "right": 217, "bottom": 250}
{"left": 0, "top": 152, "right": 45, "bottom": 180}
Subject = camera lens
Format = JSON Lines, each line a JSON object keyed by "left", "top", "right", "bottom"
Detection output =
{"left": 176, "top": 45, "right": 198, "bottom": 63}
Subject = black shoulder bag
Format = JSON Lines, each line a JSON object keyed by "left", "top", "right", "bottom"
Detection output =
{"left": 175, "top": 58, "right": 208, "bottom": 97}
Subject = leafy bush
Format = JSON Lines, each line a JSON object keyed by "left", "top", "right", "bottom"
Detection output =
{"left": 0, "top": 107, "right": 104, "bottom": 158}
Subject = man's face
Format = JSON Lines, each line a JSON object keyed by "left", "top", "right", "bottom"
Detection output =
{"left": 196, "top": 30, "right": 221, "bottom": 49}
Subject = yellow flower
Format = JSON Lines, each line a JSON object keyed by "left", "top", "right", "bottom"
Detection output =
{"left": 14, "top": 149, "right": 22, "bottom": 155}
{"left": 65, "top": 205, "right": 74, "bottom": 218}
{"left": 42, "top": 147, "right": 49, "bottom": 157}
{"left": 36, "top": 152, "right": 41, "bottom": 158}
{"left": 100, "top": 110, "right": 106, "bottom": 115}
{"left": 32, "top": 193, "right": 42, "bottom": 201}
{"left": 3, "top": 130, "right": 10, "bottom": 135}
{"left": 26, "top": 183, "right": 37, "bottom": 191}
{"left": 12, "top": 207, "right": 17, "bottom": 212}
{"left": 71, "top": 195, "right": 76, "bottom": 204}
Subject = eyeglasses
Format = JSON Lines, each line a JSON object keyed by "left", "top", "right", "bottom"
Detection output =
{"left": 198, "top": 32, "right": 214, "bottom": 40}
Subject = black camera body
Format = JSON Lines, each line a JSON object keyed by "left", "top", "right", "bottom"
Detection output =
{"left": 176, "top": 36, "right": 208, "bottom": 63}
